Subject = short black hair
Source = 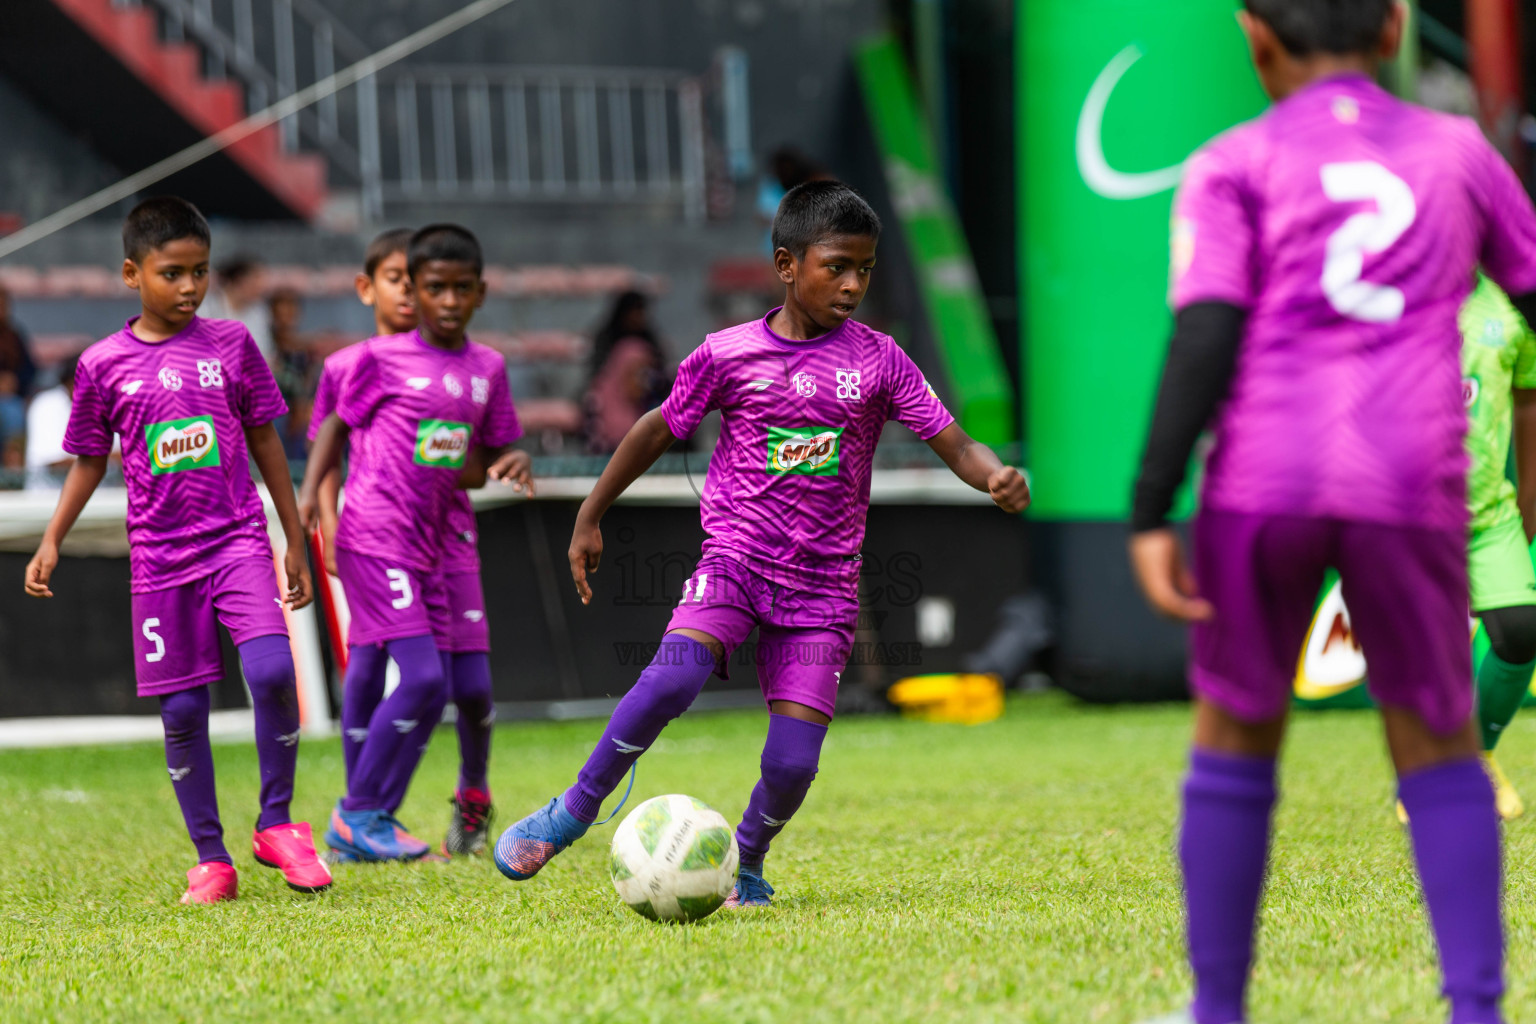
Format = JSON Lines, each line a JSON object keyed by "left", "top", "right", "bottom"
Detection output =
{"left": 365, "top": 227, "right": 414, "bottom": 277}
{"left": 1243, "top": 0, "right": 1394, "bottom": 57}
{"left": 408, "top": 224, "right": 483, "bottom": 278}
{"left": 122, "top": 196, "right": 210, "bottom": 263}
{"left": 772, "top": 180, "right": 880, "bottom": 259}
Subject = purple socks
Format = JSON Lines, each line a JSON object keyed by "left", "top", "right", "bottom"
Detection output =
{"left": 340, "top": 643, "right": 389, "bottom": 782}
{"left": 564, "top": 634, "right": 715, "bottom": 822}
{"left": 735, "top": 714, "right": 827, "bottom": 868}
{"left": 343, "top": 635, "right": 448, "bottom": 812}
{"left": 1400, "top": 759, "right": 1505, "bottom": 1024}
{"left": 1180, "top": 750, "right": 1277, "bottom": 1024}
{"left": 157, "top": 634, "right": 300, "bottom": 862}
{"left": 239, "top": 635, "right": 300, "bottom": 832}
{"left": 159, "top": 686, "right": 229, "bottom": 865}
{"left": 451, "top": 652, "right": 495, "bottom": 792}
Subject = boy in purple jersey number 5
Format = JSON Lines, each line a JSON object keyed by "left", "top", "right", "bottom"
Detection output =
{"left": 1130, "top": 4, "right": 1536, "bottom": 1023}
{"left": 299, "top": 225, "right": 531, "bottom": 864}
{"left": 24, "top": 197, "right": 331, "bottom": 904}
{"left": 493, "top": 181, "right": 1030, "bottom": 906}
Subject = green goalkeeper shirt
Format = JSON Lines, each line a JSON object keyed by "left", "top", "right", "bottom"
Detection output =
{"left": 1462, "top": 276, "right": 1536, "bottom": 533}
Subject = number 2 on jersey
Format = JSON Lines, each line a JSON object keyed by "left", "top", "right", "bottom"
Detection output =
{"left": 1320, "top": 161, "right": 1417, "bottom": 323}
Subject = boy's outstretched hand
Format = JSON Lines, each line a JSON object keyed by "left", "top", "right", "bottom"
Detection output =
{"left": 24, "top": 541, "right": 59, "bottom": 598}
{"left": 283, "top": 545, "right": 314, "bottom": 611}
{"left": 1129, "top": 528, "right": 1213, "bottom": 623}
{"left": 988, "top": 466, "right": 1031, "bottom": 514}
{"left": 488, "top": 449, "right": 535, "bottom": 495}
{"left": 569, "top": 519, "right": 602, "bottom": 605}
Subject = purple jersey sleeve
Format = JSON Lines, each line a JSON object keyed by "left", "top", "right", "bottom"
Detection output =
{"left": 1170, "top": 144, "right": 1256, "bottom": 311}
{"left": 234, "top": 327, "right": 288, "bottom": 426}
{"left": 477, "top": 360, "right": 522, "bottom": 449}
{"left": 336, "top": 344, "right": 384, "bottom": 430}
{"left": 1471, "top": 132, "right": 1536, "bottom": 298}
{"left": 61, "top": 356, "right": 112, "bottom": 457}
{"left": 660, "top": 342, "right": 720, "bottom": 439}
{"left": 884, "top": 341, "right": 954, "bottom": 439}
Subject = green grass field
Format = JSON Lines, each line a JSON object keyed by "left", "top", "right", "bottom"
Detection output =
{"left": 4, "top": 693, "right": 1536, "bottom": 1023}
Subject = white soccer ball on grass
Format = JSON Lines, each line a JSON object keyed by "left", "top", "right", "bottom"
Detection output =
{"left": 610, "top": 794, "right": 738, "bottom": 922}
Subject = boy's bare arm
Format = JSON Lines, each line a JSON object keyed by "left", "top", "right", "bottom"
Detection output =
{"left": 924, "top": 421, "right": 1030, "bottom": 514}
{"left": 25, "top": 455, "right": 109, "bottom": 598}
{"left": 317, "top": 465, "right": 342, "bottom": 575}
{"left": 298, "top": 413, "right": 349, "bottom": 531}
{"left": 246, "top": 422, "right": 314, "bottom": 611}
{"left": 569, "top": 409, "right": 678, "bottom": 605}
{"left": 1515, "top": 388, "right": 1536, "bottom": 542}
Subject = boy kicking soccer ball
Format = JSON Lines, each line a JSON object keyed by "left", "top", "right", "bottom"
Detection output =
{"left": 1130, "top": 3, "right": 1536, "bottom": 1022}
{"left": 299, "top": 224, "right": 530, "bottom": 863}
{"left": 311, "top": 227, "right": 504, "bottom": 856}
{"left": 24, "top": 196, "right": 329, "bottom": 903}
{"left": 493, "top": 180, "right": 1030, "bottom": 905}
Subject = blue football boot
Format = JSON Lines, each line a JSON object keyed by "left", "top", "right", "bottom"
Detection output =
{"left": 722, "top": 863, "right": 775, "bottom": 908}
{"left": 493, "top": 796, "right": 590, "bottom": 880}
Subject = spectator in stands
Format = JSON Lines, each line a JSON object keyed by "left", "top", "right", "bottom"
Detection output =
{"left": 583, "top": 290, "right": 668, "bottom": 453}
{"left": 269, "top": 287, "right": 316, "bottom": 460}
{"left": 757, "top": 146, "right": 829, "bottom": 252}
{"left": 24, "top": 352, "right": 78, "bottom": 489}
{"left": 0, "top": 284, "right": 37, "bottom": 469}
{"left": 202, "top": 255, "right": 273, "bottom": 364}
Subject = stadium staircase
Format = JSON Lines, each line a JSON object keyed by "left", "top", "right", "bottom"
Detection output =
{"left": 0, "top": 0, "right": 329, "bottom": 219}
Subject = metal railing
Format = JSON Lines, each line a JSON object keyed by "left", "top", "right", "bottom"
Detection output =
{"left": 114, "top": 0, "right": 711, "bottom": 224}
{"left": 373, "top": 65, "right": 707, "bottom": 222}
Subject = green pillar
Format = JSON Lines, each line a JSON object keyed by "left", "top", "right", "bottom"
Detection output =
{"left": 1019, "top": 0, "right": 1266, "bottom": 519}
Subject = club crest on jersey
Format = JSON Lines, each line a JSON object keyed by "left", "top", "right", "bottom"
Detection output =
{"left": 792, "top": 371, "right": 817, "bottom": 397}
{"left": 413, "top": 419, "right": 472, "bottom": 468}
{"left": 443, "top": 373, "right": 463, "bottom": 398}
{"left": 766, "top": 426, "right": 842, "bottom": 476}
{"left": 145, "top": 416, "right": 221, "bottom": 475}
{"left": 472, "top": 376, "right": 490, "bottom": 403}
{"left": 1464, "top": 376, "right": 1481, "bottom": 409}
{"left": 158, "top": 367, "right": 183, "bottom": 391}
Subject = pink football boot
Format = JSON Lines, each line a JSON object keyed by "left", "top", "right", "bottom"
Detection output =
{"left": 180, "top": 861, "right": 238, "bottom": 904}
{"left": 253, "top": 822, "right": 334, "bottom": 893}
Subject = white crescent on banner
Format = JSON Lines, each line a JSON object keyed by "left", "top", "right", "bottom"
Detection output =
{"left": 1076, "top": 44, "right": 1189, "bottom": 201}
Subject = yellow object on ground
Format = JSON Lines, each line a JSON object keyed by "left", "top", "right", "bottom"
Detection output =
{"left": 1397, "top": 753, "right": 1524, "bottom": 826}
{"left": 886, "top": 674, "right": 1005, "bottom": 725}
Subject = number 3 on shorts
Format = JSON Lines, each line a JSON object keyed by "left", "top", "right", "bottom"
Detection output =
{"left": 142, "top": 617, "right": 165, "bottom": 663}
{"left": 386, "top": 568, "right": 415, "bottom": 610}
{"left": 1320, "top": 161, "right": 1416, "bottom": 324}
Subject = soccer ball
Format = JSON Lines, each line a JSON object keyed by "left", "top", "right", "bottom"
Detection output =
{"left": 609, "top": 794, "right": 738, "bottom": 922}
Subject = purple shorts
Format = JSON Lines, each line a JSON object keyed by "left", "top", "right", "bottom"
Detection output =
{"left": 1191, "top": 509, "right": 1471, "bottom": 735}
{"left": 666, "top": 553, "right": 857, "bottom": 719}
{"left": 336, "top": 547, "right": 450, "bottom": 648}
{"left": 130, "top": 555, "right": 288, "bottom": 697}
{"left": 443, "top": 570, "right": 490, "bottom": 653}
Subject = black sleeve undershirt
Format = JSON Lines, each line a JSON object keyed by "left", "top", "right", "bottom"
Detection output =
{"left": 1129, "top": 301, "right": 1248, "bottom": 533}
{"left": 1512, "top": 292, "right": 1536, "bottom": 341}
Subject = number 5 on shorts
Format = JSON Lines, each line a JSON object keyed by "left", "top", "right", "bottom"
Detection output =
{"left": 142, "top": 617, "right": 166, "bottom": 663}
{"left": 387, "top": 568, "right": 415, "bottom": 610}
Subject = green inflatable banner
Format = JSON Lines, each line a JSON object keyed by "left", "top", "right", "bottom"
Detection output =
{"left": 1294, "top": 567, "right": 1536, "bottom": 710}
{"left": 856, "top": 34, "right": 1015, "bottom": 445}
{"left": 1019, "top": 0, "right": 1267, "bottom": 519}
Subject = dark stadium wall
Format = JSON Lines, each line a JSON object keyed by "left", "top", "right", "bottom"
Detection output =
{"left": 0, "top": 77, "right": 126, "bottom": 227}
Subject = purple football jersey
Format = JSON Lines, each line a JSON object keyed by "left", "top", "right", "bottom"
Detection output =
{"left": 661, "top": 311, "right": 954, "bottom": 595}
{"left": 334, "top": 331, "right": 520, "bottom": 574}
{"left": 1173, "top": 74, "right": 1536, "bottom": 529}
{"left": 64, "top": 317, "right": 288, "bottom": 592}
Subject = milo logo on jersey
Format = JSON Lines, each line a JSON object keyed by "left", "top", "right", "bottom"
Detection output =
{"left": 766, "top": 426, "right": 842, "bottom": 475}
{"left": 414, "top": 419, "right": 472, "bottom": 468}
{"left": 145, "top": 416, "right": 221, "bottom": 475}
